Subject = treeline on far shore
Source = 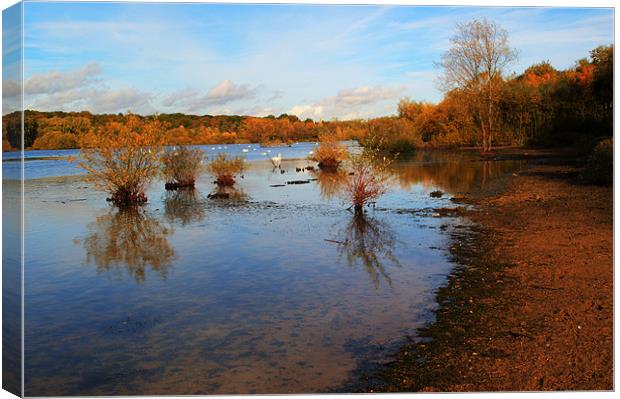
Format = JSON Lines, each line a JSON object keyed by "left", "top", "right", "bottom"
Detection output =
{"left": 2, "top": 44, "right": 612, "bottom": 154}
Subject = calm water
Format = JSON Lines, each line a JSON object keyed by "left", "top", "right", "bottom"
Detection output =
{"left": 3, "top": 143, "right": 524, "bottom": 395}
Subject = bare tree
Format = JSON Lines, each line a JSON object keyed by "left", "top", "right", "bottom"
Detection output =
{"left": 437, "top": 18, "right": 518, "bottom": 152}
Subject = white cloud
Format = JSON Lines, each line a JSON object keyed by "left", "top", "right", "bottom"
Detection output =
{"left": 289, "top": 105, "right": 324, "bottom": 120}
{"left": 160, "top": 80, "right": 259, "bottom": 113}
{"left": 27, "top": 87, "right": 156, "bottom": 115}
{"left": 321, "top": 85, "right": 406, "bottom": 107}
{"left": 267, "top": 90, "right": 284, "bottom": 102}
{"left": 234, "top": 105, "right": 278, "bottom": 117}
{"left": 289, "top": 84, "right": 406, "bottom": 120}
{"left": 89, "top": 88, "right": 155, "bottom": 114}
{"left": 24, "top": 62, "right": 102, "bottom": 95}
{"left": 206, "top": 80, "right": 257, "bottom": 104}
{"left": 14, "top": 61, "right": 156, "bottom": 114}
{"left": 161, "top": 88, "right": 201, "bottom": 108}
{"left": 2, "top": 79, "right": 21, "bottom": 98}
{"left": 16, "top": 59, "right": 404, "bottom": 119}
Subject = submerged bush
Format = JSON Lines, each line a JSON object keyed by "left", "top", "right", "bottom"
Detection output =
{"left": 582, "top": 138, "right": 613, "bottom": 185}
{"left": 206, "top": 153, "right": 246, "bottom": 186}
{"left": 343, "top": 148, "right": 393, "bottom": 214}
{"left": 309, "top": 135, "right": 347, "bottom": 169}
{"left": 161, "top": 146, "right": 204, "bottom": 189}
{"left": 75, "top": 115, "right": 165, "bottom": 205}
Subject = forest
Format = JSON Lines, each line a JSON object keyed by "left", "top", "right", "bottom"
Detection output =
{"left": 2, "top": 45, "right": 612, "bottom": 153}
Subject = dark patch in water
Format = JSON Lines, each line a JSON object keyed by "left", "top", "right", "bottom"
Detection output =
{"left": 102, "top": 316, "right": 161, "bottom": 335}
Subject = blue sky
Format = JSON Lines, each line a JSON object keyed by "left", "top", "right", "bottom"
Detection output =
{"left": 3, "top": 2, "right": 614, "bottom": 119}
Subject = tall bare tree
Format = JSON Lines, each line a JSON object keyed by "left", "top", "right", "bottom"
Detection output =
{"left": 437, "top": 18, "right": 518, "bottom": 152}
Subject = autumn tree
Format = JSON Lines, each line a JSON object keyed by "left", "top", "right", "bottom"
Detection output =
{"left": 438, "top": 18, "right": 518, "bottom": 152}
{"left": 76, "top": 115, "right": 165, "bottom": 205}
{"left": 590, "top": 45, "right": 613, "bottom": 132}
{"left": 343, "top": 148, "right": 393, "bottom": 214}
{"left": 161, "top": 145, "right": 204, "bottom": 189}
{"left": 310, "top": 133, "right": 347, "bottom": 169}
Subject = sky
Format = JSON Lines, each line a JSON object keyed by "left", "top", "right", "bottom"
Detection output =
{"left": 2, "top": 2, "right": 614, "bottom": 119}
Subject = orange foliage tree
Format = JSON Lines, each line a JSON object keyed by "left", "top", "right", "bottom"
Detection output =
{"left": 161, "top": 145, "right": 204, "bottom": 189}
{"left": 76, "top": 115, "right": 165, "bottom": 205}
{"left": 206, "top": 153, "right": 246, "bottom": 187}
{"left": 310, "top": 133, "right": 347, "bottom": 169}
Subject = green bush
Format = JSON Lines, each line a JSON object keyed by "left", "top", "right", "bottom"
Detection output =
{"left": 581, "top": 138, "right": 613, "bottom": 185}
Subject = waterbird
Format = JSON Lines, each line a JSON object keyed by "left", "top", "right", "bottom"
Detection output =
{"left": 242, "top": 148, "right": 249, "bottom": 153}
{"left": 271, "top": 153, "right": 282, "bottom": 168}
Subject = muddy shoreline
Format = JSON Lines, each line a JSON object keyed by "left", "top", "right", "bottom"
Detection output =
{"left": 343, "top": 148, "right": 613, "bottom": 392}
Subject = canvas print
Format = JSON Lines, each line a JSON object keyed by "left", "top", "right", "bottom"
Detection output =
{"left": 1, "top": 1, "right": 614, "bottom": 396}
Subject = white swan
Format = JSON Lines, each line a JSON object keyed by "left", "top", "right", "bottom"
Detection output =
{"left": 271, "top": 153, "right": 282, "bottom": 168}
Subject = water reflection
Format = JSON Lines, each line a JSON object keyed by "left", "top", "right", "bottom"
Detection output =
{"left": 163, "top": 188, "right": 206, "bottom": 226}
{"left": 332, "top": 214, "right": 401, "bottom": 288}
{"left": 207, "top": 185, "right": 249, "bottom": 202}
{"left": 393, "top": 151, "right": 524, "bottom": 194}
{"left": 77, "top": 206, "right": 175, "bottom": 283}
{"left": 312, "top": 170, "right": 348, "bottom": 199}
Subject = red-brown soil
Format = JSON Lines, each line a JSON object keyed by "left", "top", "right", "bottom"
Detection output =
{"left": 354, "top": 154, "right": 613, "bottom": 392}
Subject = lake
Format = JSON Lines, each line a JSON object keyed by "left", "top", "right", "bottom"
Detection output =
{"left": 3, "top": 142, "right": 525, "bottom": 395}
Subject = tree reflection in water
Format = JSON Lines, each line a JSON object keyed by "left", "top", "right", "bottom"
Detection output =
{"left": 208, "top": 185, "right": 248, "bottom": 202}
{"left": 312, "top": 169, "right": 348, "bottom": 200}
{"left": 163, "top": 188, "right": 206, "bottom": 226}
{"left": 78, "top": 206, "right": 175, "bottom": 283}
{"left": 393, "top": 151, "right": 525, "bottom": 194}
{"left": 333, "top": 213, "right": 401, "bottom": 288}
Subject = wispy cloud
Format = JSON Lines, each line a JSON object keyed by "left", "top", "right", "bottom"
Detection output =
{"left": 319, "top": 85, "right": 407, "bottom": 107}
{"left": 24, "top": 62, "right": 101, "bottom": 95}
{"left": 290, "top": 84, "right": 406, "bottom": 120}
{"left": 161, "top": 80, "right": 260, "bottom": 113}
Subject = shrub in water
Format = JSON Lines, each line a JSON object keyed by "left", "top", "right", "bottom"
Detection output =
{"left": 343, "top": 148, "right": 393, "bottom": 214}
{"left": 75, "top": 115, "right": 165, "bottom": 205}
{"left": 309, "top": 135, "right": 347, "bottom": 169}
{"left": 582, "top": 138, "right": 613, "bottom": 185}
{"left": 161, "top": 146, "right": 204, "bottom": 189}
{"left": 206, "top": 153, "right": 246, "bottom": 186}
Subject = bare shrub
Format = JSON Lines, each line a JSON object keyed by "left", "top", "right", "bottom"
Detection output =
{"left": 161, "top": 146, "right": 204, "bottom": 189}
{"left": 75, "top": 115, "right": 165, "bottom": 205}
{"left": 343, "top": 148, "right": 393, "bottom": 213}
{"left": 206, "top": 153, "right": 246, "bottom": 186}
